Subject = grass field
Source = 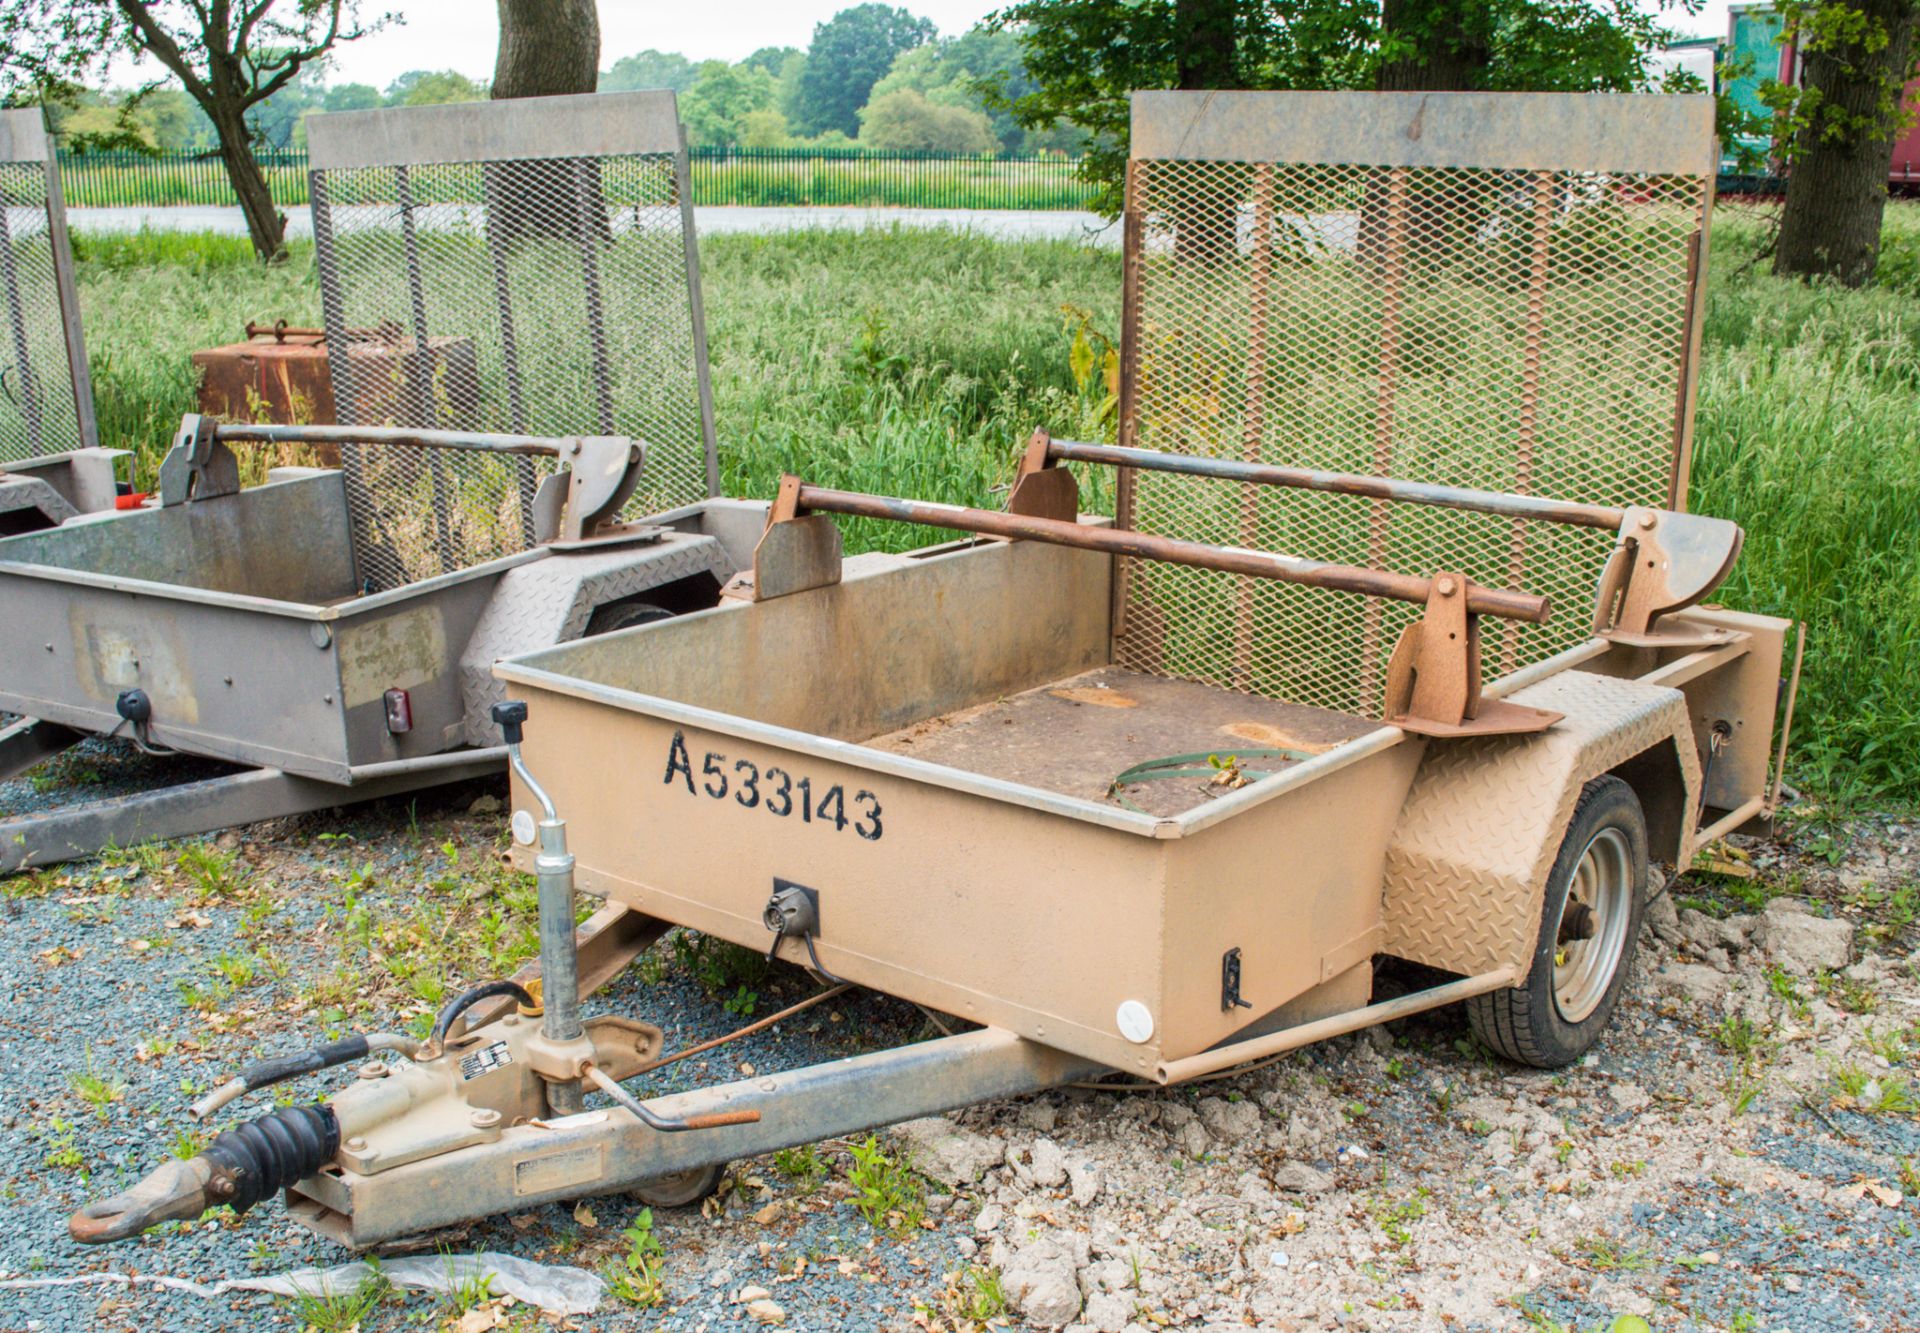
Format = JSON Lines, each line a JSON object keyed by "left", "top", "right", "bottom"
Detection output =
{"left": 66, "top": 214, "right": 1919, "bottom": 806}
{"left": 55, "top": 150, "right": 1099, "bottom": 212}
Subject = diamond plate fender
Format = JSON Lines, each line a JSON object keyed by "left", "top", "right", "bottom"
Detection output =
{"left": 458, "top": 533, "right": 735, "bottom": 747}
{"left": 1381, "top": 670, "right": 1701, "bottom": 980}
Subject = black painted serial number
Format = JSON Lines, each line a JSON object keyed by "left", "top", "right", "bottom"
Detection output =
{"left": 664, "top": 731, "right": 882, "bottom": 841}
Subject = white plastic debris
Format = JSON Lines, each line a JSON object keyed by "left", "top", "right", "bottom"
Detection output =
{"left": 0, "top": 1251, "right": 606, "bottom": 1316}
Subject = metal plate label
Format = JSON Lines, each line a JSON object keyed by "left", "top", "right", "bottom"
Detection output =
{"left": 513, "top": 1143, "right": 605, "bottom": 1196}
{"left": 459, "top": 1040, "right": 513, "bottom": 1081}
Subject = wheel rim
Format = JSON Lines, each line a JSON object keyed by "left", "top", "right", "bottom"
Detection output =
{"left": 1552, "top": 826, "right": 1632, "bottom": 1024}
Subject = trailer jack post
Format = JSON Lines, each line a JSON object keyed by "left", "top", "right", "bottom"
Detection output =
{"left": 493, "top": 700, "right": 590, "bottom": 1114}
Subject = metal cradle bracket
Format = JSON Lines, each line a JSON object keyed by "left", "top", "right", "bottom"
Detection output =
{"left": 1383, "top": 573, "right": 1563, "bottom": 738}
{"left": 1594, "top": 506, "right": 1745, "bottom": 648}
{"left": 157, "top": 413, "right": 240, "bottom": 507}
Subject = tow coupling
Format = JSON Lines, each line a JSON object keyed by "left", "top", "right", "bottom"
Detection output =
{"left": 70, "top": 702, "right": 759, "bottom": 1245}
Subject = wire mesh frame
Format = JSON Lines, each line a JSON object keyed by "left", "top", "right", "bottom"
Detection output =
{"left": 0, "top": 114, "right": 95, "bottom": 465}
{"left": 1113, "top": 149, "right": 1713, "bottom": 718}
{"left": 308, "top": 139, "right": 718, "bottom": 594}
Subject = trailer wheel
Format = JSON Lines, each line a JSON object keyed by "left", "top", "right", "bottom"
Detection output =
{"left": 629, "top": 1163, "right": 726, "bottom": 1208}
{"left": 585, "top": 600, "right": 673, "bottom": 637}
{"left": 1467, "top": 775, "right": 1647, "bottom": 1069}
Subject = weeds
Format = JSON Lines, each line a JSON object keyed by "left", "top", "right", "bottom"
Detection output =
{"left": 847, "top": 1135, "right": 925, "bottom": 1234}
{"left": 773, "top": 1143, "right": 828, "bottom": 1190}
{"left": 603, "top": 1209, "right": 666, "bottom": 1308}
{"left": 943, "top": 1264, "right": 1009, "bottom": 1323}
{"left": 70, "top": 1048, "right": 126, "bottom": 1116}
{"left": 280, "top": 1264, "right": 390, "bottom": 1331}
{"left": 1830, "top": 1065, "right": 1919, "bottom": 1115}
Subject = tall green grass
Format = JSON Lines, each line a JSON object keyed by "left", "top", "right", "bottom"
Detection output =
{"left": 66, "top": 216, "right": 1917, "bottom": 803}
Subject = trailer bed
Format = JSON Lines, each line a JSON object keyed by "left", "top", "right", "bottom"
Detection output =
{"left": 865, "top": 667, "right": 1377, "bottom": 817}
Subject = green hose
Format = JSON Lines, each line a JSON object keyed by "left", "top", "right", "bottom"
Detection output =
{"left": 1106, "top": 746, "right": 1315, "bottom": 814}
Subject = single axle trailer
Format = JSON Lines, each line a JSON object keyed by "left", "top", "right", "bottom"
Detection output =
{"left": 73, "top": 89, "right": 1803, "bottom": 1253}
{"left": 0, "top": 90, "right": 741, "bottom": 868}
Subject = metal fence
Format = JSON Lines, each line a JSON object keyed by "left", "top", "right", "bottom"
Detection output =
{"left": 54, "top": 145, "right": 1097, "bottom": 212}
{"left": 306, "top": 91, "right": 717, "bottom": 593}
{"left": 0, "top": 111, "right": 94, "bottom": 461}
{"left": 1113, "top": 91, "right": 1716, "bottom": 717}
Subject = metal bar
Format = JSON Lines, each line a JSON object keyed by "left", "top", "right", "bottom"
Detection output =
{"left": 1112, "top": 162, "right": 1144, "bottom": 644}
{"left": 569, "top": 160, "right": 617, "bottom": 436}
{"left": 1235, "top": 163, "right": 1275, "bottom": 689}
{"left": 307, "top": 169, "right": 376, "bottom": 591}
{"left": 1361, "top": 166, "right": 1409, "bottom": 706}
{"left": 211, "top": 421, "right": 587, "bottom": 458}
{"left": 792, "top": 483, "right": 1551, "bottom": 623}
{"left": 1503, "top": 170, "right": 1560, "bottom": 674}
{"left": 464, "top": 903, "right": 671, "bottom": 1031}
{"left": 0, "top": 752, "right": 500, "bottom": 875}
{"left": 675, "top": 125, "right": 722, "bottom": 498}
{"left": 1768, "top": 620, "right": 1806, "bottom": 812}
{"left": 291, "top": 1027, "right": 1096, "bottom": 1247}
{"left": 0, "top": 178, "right": 44, "bottom": 454}
{"left": 1669, "top": 189, "right": 1714, "bottom": 511}
{"left": 0, "top": 716, "right": 82, "bottom": 784}
{"left": 1691, "top": 793, "right": 1769, "bottom": 850}
{"left": 394, "top": 165, "right": 457, "bottom": 573}
{"left": 1045, "top": 440, "right": 1625, "bottom": 531}
{"left": 479, "top": 160, "right": 538, "bottom": 546}
{"left": 1154, "top": 968, "right": 1518, "bottom": 1083}
{"left": 40, "top": 133, "right": 96, "bottom": 449}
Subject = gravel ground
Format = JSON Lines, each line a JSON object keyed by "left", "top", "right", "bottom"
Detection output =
{"left": 1, "top": 748, "right": 1916, "bottom": 1333}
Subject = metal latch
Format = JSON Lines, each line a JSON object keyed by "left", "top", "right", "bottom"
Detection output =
{"left": 1221, "top": 947, "right": 1252, "bottom": 1012}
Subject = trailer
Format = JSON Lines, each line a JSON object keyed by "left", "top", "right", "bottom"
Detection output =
{"left": 73, "top": 90, "right": 1803, "bottom": 1252}
{"left": 0, "top": 107, "right": 126, "bottom": 534}
{"left": 0, "top": 91, "right": 749, "bottom": 870}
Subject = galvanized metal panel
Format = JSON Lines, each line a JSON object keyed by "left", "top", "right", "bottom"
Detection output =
{"left": 1116, "top": 91, "right": 1714, "bottom": 716}
{"left": 306, "top": 91, "right": 717, "bottom": 594}
{"left": 1131, "top": 90, "right": 1718, "bottom": 175}
{"left": 306, "top": 91, "right": 684, "bottom": 170}
{"left": 0, "top": 107, "right": 95, "bottom": 462}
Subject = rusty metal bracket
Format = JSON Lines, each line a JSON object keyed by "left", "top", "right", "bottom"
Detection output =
{"left": 156, "top": 413, "right": 240, "bottom": 507}
{"left": 1008, "top": 428, "right": 1080, "bottom": 522}
{"left": 745, "top": 474, "right": 844, "bottom": 601}
{"left": 1383, "top": 573, "right": 1563, "bottom": 737}
{"left": 1593, "top": 505, "right": 1745, "bottom": 647}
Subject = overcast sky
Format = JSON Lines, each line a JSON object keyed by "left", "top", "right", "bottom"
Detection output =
{"left": 299, "top": 0, "right": 1735, "bottom": 91}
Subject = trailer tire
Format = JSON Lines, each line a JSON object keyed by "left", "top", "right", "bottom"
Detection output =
{"left": 629, "top": 1162, "right": 726, "bottom": 1208}
{"left": 585, "top": 599, "right": 673, "bottom": 637}
{"left": 1467, "top": 776, "right": 1647, "bottom": 1069}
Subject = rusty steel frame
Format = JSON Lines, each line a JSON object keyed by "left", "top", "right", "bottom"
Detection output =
{"left": 780, "top": 479, "right": 1552, "bottom": 624}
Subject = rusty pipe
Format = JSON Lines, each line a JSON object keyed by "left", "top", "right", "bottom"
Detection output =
{"left": 210, "top": 421, "right": 614, "bottom": 460}
{"left": 794, "top": 484, "right": 1551, "bottom": 624}
{"left": 583, "top": 1065, "right": 762, "bottom": 1132}
{"left": 1045, "top": 439, "right": 1626, "bottom": 532}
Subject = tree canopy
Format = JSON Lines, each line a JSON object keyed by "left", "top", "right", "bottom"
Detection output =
{"left": 792, "top": 4, "right": 939, "bottom": 136}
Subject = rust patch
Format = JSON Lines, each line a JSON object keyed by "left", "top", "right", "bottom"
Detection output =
{"left": 1050, "top": 687, "right": 1137, "bottom": 708}
{"left": 1220, "top": 721, "right": 1337, "bottom": 754}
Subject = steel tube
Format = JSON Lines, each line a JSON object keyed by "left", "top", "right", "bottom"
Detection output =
{"left": 1046, "top": 439, "right": 1626, "bottom": 532}
{"left": 1155, "top": 967, "right": 1519, "bottom": 1083}
{"left": 212, "top": 422, "right": 579, "bottom": 458}
{"left": 796, "top": 484, "right": 1551, "bottom": 624}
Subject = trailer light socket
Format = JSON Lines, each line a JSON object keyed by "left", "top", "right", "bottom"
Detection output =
{"left": 383, "top": 688, "right": 413, "bottom": 735}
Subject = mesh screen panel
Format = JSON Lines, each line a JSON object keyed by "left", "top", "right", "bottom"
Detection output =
{"left": 1116, "top": 158, "right": 1707, "bottom": 715}
{"left": 312, "top": 153, "right": 709, "bottom": 592}
{"left": 0, "top": 160, "right": 84, "bottom": 463}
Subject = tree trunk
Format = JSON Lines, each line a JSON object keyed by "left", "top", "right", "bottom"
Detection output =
{"left": 210, "top": 107, "right": 287, "bottom": 261}
{"left": 493, "top": 0, "right": 601, "bottom": 99}
{"left": 1170, "top": 0, "right": 1241, "bottom": 262}
{"left": 1376, "top": 0, "right": 1493, "bottom": 91}
{"left": 1774, "top": 0, "right": 1919, "bottom": 286}
{"left": 488, "top": 0, "right": 605, "bottom": 248}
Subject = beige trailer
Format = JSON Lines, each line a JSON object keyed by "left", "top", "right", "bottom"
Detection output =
{"left": 74, "top": 89, "right": 1802, "bottom": 1251}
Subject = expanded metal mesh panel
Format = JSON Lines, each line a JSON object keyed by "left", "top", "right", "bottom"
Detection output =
{"left": 312, "top": 153, "right": 707, "bottom": 591}
{"left": 0, "top": 160, "right": 84, "bottom": 464}
{"left": 1117, "top": 157, "right": 1707, "bottom": 715}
